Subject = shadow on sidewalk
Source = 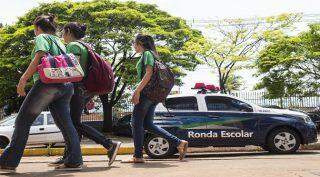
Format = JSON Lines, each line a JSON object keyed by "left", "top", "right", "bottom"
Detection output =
{"left": 146, "top": 151, "right": 320, "bottom": 161}
{"left": 130, "top": 162, "right": 178, "bottom": 169}
{"left": 0, "top": 166, "right": 118, "bottom": 177}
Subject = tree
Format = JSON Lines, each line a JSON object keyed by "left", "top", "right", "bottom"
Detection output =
{"left": 0, "top": 0, "right": 203, "bottom": 131}
{"left": 187, "top": 14, "right": 300, "bottom": 93}
{"left": 225, "top": 74, "right": 243, "bottom": 92}
{"left": 256, "top": 23, "right": 320, "bottom": 99}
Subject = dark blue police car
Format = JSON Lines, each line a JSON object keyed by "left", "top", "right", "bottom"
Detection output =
{"left": 139, "top": 92, "right": 318, "bottom": 159}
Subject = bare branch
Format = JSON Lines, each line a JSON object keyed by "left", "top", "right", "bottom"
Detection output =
{"left": 110, "top": 75, "right": 122, "bottom": 102}
{"left": 113, "top": 82, "right": 127, "bottom": 105}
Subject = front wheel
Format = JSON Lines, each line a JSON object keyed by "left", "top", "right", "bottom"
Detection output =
{"left": 266, "top": 128, "right": 301, "bottom": 154}
{"left": 144, "top": 135, "right": 177, "bottom": 159}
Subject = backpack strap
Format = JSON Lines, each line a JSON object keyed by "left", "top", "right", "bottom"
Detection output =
{"left": 77, "top": 40, "right": 92, "bottom": 52}
{"left": 140, "top": 50, "right": 156, "bottom": 80}
{"left": 46, "top": 35, "right": 66, "bottom": 55}
{"left": 141, "top": 52, "right": 146, "bottom": 80}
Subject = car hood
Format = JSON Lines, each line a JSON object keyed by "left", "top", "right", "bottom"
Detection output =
{"left": 255, "top": 107, "right": 307, "bottom": 117}
{"left": 0, "top": 125, "right": 13, "bottom": 132}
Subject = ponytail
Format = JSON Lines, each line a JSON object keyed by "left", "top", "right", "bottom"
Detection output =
{"left": 135, "top": 34, "right": 159, "bottom": 58}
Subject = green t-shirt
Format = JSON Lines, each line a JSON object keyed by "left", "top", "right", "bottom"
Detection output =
{"left": 31, "top": 34, "right": 66, "bottom": 82}
{"left": 136, "top": 51, "right": 155, "bottom": 81}
{"left": 66, "top": 41, "right": 89, "bottom": 76}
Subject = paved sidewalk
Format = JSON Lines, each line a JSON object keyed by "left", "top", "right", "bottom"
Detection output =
{"left": 2, "top": 151, "right": 320, "bottom": 177}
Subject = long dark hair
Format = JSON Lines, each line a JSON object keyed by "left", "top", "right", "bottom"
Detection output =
{"left": 64, "top": 22, "right": 87, "bottom": 39}
{"left": 135, "top": 34, "right": 159, "bottom": 57}
{"left": 33, "top": 14, "right": 57, "bottom": 33}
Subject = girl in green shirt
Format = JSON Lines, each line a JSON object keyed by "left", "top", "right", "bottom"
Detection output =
{"left": 48, "top": 22, "right": 121, "bottom": 167}
{"left": 0, "top": 15, "right": 82, "bottom": 172}
{"left": 122, "top": 34, "right": 188, "bottom": 163}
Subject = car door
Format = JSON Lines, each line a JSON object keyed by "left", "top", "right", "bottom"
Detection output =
{"left": 28, "top": 113, "right": 46, "bottom": 144}
{"left": 45, "top": 113, "right": 64, "bottom": 143}
{"left": 204, "top": 96, "right": 258, "bottom": 146}
{"left": 159, "top": 96, "right": 210, "bottom": 146}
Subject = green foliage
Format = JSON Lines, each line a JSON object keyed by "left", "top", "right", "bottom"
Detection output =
{"left": 0, "top": 0, "right": 203, "bottom": 114}
{"left": 256, "top": 23, "right": 320, "bottom": 98}
{"left": 226, "top": 74, "right": 243, "bottom": 93}
{"left": 193, "top": 13, "right": 300, "bottom": 93}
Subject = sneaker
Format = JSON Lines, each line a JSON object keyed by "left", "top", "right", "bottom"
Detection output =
{"left": 0, "top": 166, "right": 16, "bottom": 173}
{"left": 48, "top": 157, "right": 65, "bottom": 167}
{"left": 54, "top": 164, "right": 83, "bottom": 171}
{"left": 107, "top": 142, "right": 122, "bottom": 166}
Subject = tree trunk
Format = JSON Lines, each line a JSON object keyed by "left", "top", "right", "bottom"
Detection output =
{"left": 99, "top": 94, "right": 113, "bottom": 132}
{"left": 219, "top": 80, "right": 227, "bottom": 93}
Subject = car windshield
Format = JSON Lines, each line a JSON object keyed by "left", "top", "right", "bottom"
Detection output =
{"left": 228, "top": 95, "right": 262, "bottom": 109}
{"left": 0, "top": 115, "right": 17, "bottom": 126}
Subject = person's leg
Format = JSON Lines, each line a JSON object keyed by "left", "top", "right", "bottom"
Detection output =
{"left": 48, "top": 83, "right": 83, "bottom": 167}
{"left": 144, "top": 101, "right": 188, "bottom": 160}
{"left": 0, "top": 82, "right": 58, "bottom": 168}
{"left": 69, "top": 85, "right": 121, "bottom": 166}
{"left": 131, "top": 97, "right": 154, "bottom": 159}
{"left": 70, "top": 85, "right": 113, "bottom": 149}
{"left": 143, "top": 103, "right": 181, "bottom": 147}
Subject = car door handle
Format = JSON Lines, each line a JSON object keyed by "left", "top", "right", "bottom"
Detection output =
{"left": 207, "top": 115, "right": 220, "bottom": 119}
{"left": 39, "top": 128, "right": 45, "bottom": 131}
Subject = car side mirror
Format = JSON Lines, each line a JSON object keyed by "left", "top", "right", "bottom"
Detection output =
{"left": 239, "top": 103, "right": 253, "bottom": 112}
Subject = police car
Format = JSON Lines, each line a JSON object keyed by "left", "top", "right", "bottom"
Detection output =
{"left": 143, "top": 83, "right": 318, "bottom": 158}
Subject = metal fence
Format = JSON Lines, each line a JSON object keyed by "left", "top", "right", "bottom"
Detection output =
{"left": 81, "top": 91, "right": 320, "bottom": 121}
{"left": 232, "top": 91, "right": 320, "bottom": 112}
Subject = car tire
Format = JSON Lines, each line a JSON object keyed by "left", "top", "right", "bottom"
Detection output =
{"left": 144, "top": 135, "right": 177, "bottom": 159}
{"left": 266, "top": 128, "right": 301, "bottom": 154}
{"left": 0, "top": 137, "right": 9, "bottom": 149}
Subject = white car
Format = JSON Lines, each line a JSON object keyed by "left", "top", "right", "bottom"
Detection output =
{"left": 0, "top": 112, "right": 64, "bottom": 148}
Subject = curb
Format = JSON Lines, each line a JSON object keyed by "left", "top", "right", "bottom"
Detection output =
{"left": 0, "top": 144, "right": 319, "bottom": 157}
{"left": 0, "top": 146, "right": 134, "bottom": 157}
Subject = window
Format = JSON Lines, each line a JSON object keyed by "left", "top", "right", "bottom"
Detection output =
{"left": 205, "top": 96, "right": 252, "bottom": 112}
{"left": 47, "top": 114, "right": 55, "bottom": 125}
{"left": 165, "top": 97, "right": 198, "bottom": 110}
{"left": 32, "top": 114, "right": 44, "bottom": 126}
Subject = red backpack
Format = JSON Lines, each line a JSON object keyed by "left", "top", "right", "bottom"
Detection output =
{"left": 78, "top": 41, "right": 115, "bottom": 94}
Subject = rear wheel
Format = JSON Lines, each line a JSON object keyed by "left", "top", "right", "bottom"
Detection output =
{"left": 266, "top": 128, "right": 301, "bottom": 154}
{"left": 144, "top": 135, "right": 177, "bottom": 159}
{"left": 0, "top": 137, "right": 9, "bottom": 149}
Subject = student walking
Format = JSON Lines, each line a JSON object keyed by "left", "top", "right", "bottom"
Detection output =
{"left": 122, "top": 34, "right": 188, "bottom": 163}
{"left": 48, "top": 22, "right": 121, "bottom": 167}
{"left": 0, "top": 15, "right": 83, "bottom": 172}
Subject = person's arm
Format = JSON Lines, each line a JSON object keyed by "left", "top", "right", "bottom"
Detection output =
{"left": 17, "top": 35, "right": 50, "bottom": 96}
{"left": 17, "top": 51, "right": 46, "bottom": 96}
{"left": 136, "top": 66, "right": 153, "bottom": 92}
{"left": 132, "top": 66, "right": 153, "bottom": 105}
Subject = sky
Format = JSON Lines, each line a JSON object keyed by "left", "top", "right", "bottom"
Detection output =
{"left": 1, "top": 0, "right": 320, "bottom": 93}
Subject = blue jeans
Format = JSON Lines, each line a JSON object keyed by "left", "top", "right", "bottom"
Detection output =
{"left": 63, "top": 83, "right": 113, "bottom": 158}
{"left": 131, "top": 96, "right": 181, "bottom": 158}
{"left": 0, "top": 81, "right": 83, "bottom": 168}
